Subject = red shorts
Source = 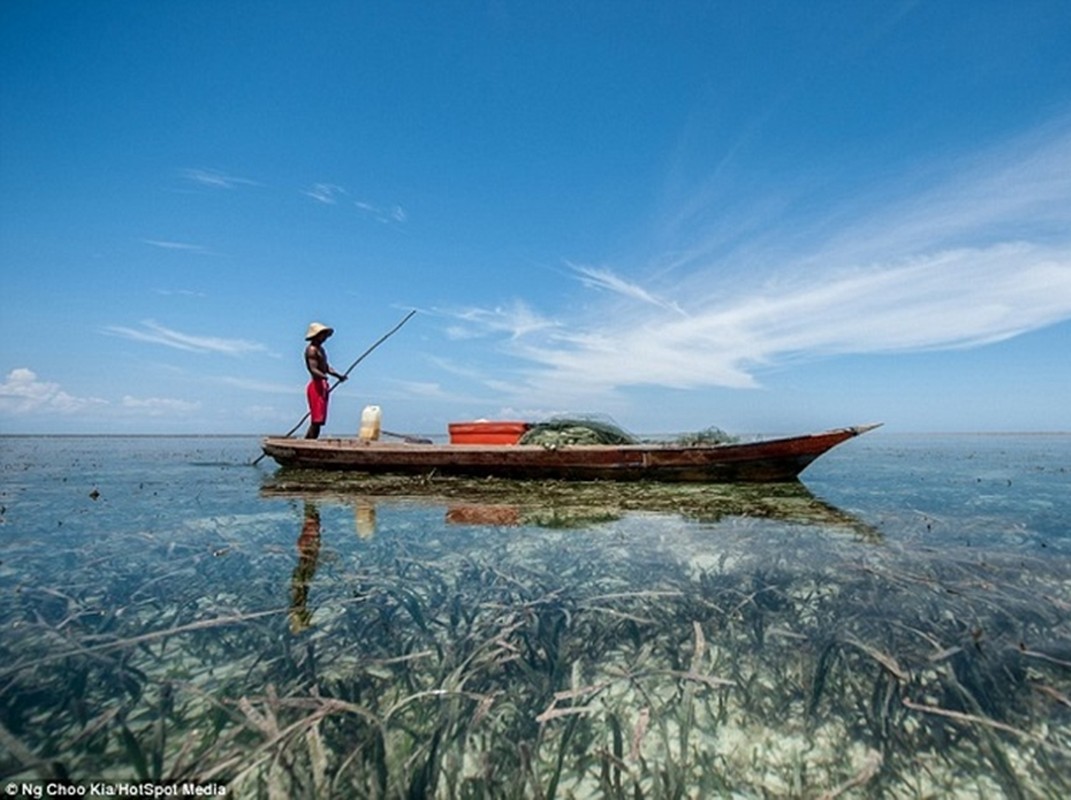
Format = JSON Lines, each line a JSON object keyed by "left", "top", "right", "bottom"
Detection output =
{"left": 306, "top": 378, "right": 329, "bottom": 424}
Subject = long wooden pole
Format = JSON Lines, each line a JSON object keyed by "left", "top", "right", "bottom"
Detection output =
{"left": 252, "top": 309, "right": 417, "bottom": 465}
{"left": 334, "top": 308, "right": 418, "bottom": 384}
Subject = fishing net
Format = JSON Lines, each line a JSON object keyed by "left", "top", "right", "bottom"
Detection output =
{"left": 519, "top": 416, "right": 637, "bottom": 446}
{"left": 672, "top": 426, "right": 739, "bottom": 445}
{"left": 519, "top": 417, "right": 741, "bottom": 447}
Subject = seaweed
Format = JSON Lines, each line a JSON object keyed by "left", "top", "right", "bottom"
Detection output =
{"left": 1, "top": 441, "right": 1070, "bottom": 797}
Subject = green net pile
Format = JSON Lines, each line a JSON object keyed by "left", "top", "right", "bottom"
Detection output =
{"left": 519, "top": 417, "right": 637, "bottom": 446}
{"left": 672, "top": 426, "right": 739, "bottom": 445}
{"left": 518, "top": 418, "right": 740, "bottom": 447}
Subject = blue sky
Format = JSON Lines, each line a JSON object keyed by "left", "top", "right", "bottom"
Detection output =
{"left": 2, "top": 1, "right": 1070, "bottom": 436}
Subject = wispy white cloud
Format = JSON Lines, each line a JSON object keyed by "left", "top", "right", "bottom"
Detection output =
{"left": 802, "top": 119, "right": 1071, "bottom": 267}
{"left": 181, "top": 168, "right": 259, "bottom": 189}
{"left": 217, "top": 376, "right": 296, "bottom": 394}
{"left": 424, "top": 355, "right": 491, "bottom": 382}
{"left": 143, "top": 239, "right": 210, "bottom": 254}
{"left": 356, "top": 200, "right": 408, "bottom": 224}
{"left": 376, "top": 377, "right": 496, "bottom": 407}
{"left": 445, "top": 301, "right": 559, "bottom": 341}
{"left": 303, "top": 183, "right": 347, "bottom": 204}
{"left": 121, "top": 396, "right": 202, "bottom": 415}
{"left": 0, "top": 368, "right": 107, "bottom": 414}
{"left": 389, "top": 379, "right": 452, "bottom": 399}
{"left": 103, "top": 320, "right": 269, "bottom": 356}
{"left": 154, "top": 288, "right": 206, "bottom": 297}
{"left": 241, "top": 404, "right": 291, "bottom": 422}
{"left": 568, "top": 262, "right": 686, "bottom": 315}
{"left": 443, "top": 120, "right": 1071, "bottom": 404}
{"left": 518, "top": 243, "right": 1071, "bottom": 396}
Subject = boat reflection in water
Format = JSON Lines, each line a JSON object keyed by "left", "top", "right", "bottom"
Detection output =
{"left": 263, "top": 476, "right": 882, "bottom": 541}
{"left": 271, "top": 479, "right": 882, "bottom": 632}
{"left": 441, "top": 495, "right": 879, "bottom": 537}
{"left": 444, "top": 503, "right": 522, "bottom": 526}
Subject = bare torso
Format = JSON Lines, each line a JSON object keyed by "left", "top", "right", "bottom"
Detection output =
{"left": 305, "top": 343, "right": 329, "bottom": 380}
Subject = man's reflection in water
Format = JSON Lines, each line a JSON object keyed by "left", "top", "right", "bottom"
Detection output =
{"left": 289, "top": 501, "right": 322, "bottom": 633}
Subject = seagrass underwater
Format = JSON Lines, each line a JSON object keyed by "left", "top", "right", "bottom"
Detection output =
{"left": 1, "top": 433, "right": 1069, "bottom": 796}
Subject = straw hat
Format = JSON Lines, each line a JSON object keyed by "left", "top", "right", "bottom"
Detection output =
{"left": 304, "top": 322, "right": 334, "bottom": 341}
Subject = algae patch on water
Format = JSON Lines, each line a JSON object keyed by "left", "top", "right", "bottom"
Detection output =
{"left": 262, "top": 470, "right": 882, "bottom": 536}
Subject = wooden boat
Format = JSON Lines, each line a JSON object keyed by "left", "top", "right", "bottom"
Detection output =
{"left": 260, "top": 423, "right": 881, "bottom": 483}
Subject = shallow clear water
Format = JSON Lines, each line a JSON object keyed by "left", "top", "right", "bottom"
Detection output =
{"left": 1, "top": 434, "right": 1069, "bottom": 798}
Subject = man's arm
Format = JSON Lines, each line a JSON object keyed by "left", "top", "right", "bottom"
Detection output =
{"left": 306, "top": 345, "right": 347, "bottom": 382}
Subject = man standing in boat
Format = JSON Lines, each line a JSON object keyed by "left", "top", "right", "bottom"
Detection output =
{"left": 304, "top": 322, "right": 346, "bottom": 439}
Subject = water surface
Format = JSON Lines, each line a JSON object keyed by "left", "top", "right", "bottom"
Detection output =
{"left": 1, "top": 434, "right": 1069, "bottom": 797}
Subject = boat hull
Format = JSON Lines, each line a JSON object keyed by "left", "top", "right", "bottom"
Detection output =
{"left": 260, "top": 424, "right": 880, "bottom": 483}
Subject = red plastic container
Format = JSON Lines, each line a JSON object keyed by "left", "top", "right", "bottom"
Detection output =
{"left": 448, "top": 421, "right": 530, "bottom": 445}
